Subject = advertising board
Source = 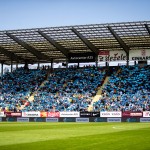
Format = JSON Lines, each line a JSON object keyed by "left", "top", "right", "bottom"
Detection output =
{"left": 93, "top": 117, "right": 107, "bottom": 122}
{"left": 76, "top": 118, "right": 89, "bottom": 122}
{"left": 17, "top": 117, "right": 29, "bottom": 122}
{"left": 0, "top": 112, "right": 4, "bottom": 117}
{"left": 34, "top": 118, "right": 45, "bottom": 122}
{"left": 22, "top": 112, "right": 40, "bottom": 117}
{"left": 100, "top": 111, "right": 122, "bottom": 117}
{"left": 130, "top": 112, "right": 142, "bottom": 117}
{"left": 98, "top": 50, "right": 126, "bottom": 62}
{"left": 6, "top": 117, "right": 16, "bottom": 122}
{"left": 40, "top": 112, "right": 47, "bottom": 117}
{"left": 68, "top": 52, "right": 95, "bottom": 63}
{"left": 107, "top": 118, "right": 121, "bottom": 122}
{"left": 143, "top": 111, "right": 150, "bottom": 117}
{"left": 122, "top": 111, "right": 142, "bottom": 117}
{"left": 60, "top": 112, "right": 80, "bottom": 117}
{"left": 63, "top": 118, "right": 75, "bottom": 122}
{"left": 46, "top": 118, "right": 59, "bottom": 122}
{"left": 5, "top": 112, "right": 22, "bottom": 117}
{"left": 47, "top": 112, "right": 60, "bottom": 117}
{"left": 80, "top": 112, "right": 100, "bottom": 117}
{"left": 129, "top": 49, "right": 150, "bottom": 61}
{"left": 140, "top": 118, "right": 150, "bottom": 122}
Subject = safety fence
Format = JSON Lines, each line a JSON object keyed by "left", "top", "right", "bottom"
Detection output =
{"left": 0, "top": 111, "right": 150, "bottom": 122}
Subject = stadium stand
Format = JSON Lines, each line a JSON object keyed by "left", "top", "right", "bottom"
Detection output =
{"left": 22, "top": 67, "right": 106, "bottom": 112}
{"left": 93, "top": 65, "right": 150, "bottom": 112}
{"left": 1, "top": 64, "right": 150, "bottom": 113}
{"left": 0, "top": 68, "right": 47, "bottom": 112}
{"left": 0, "top": 21, "right": 150, "bottom": 116}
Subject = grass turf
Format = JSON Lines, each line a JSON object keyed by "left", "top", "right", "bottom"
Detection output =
{"left": 0, "top": 122, "right": 150, "bottom": 150}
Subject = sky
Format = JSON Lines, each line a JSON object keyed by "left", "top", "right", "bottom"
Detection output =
{"left": 0, "top": 0, "right": 150, "bottom": 30}
{"left": 0, "top": 0, "right": 150, "bottom": 72}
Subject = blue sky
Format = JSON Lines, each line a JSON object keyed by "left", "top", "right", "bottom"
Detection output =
{"left": 0, "top": 0, "right": 150, "bottom": 30}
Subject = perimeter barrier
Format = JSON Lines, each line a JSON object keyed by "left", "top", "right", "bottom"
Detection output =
{"left": 0, "top": 111, "right": 150, "bottom": 122}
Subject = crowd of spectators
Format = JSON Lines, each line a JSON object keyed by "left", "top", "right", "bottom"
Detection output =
{"left": 23, "top": 67, "right": 106, "bottom": 112}
{"left": 1, "top": 64, "right": 150, "bottom": 113}
{"left": 93, "top": 65, "right": 150, "bottom": 112}
{"left": 0, "top": 67, "right": 47, "bottom": 112}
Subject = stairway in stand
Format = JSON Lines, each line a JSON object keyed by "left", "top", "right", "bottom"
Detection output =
{"left": 87, "top": 67, "right": 121, "bottom": 112}
{"left": 88, "top": 76, "right": 110, "bottom": 112}
{"left": 19, "top": 69, "right": 51, "bottom": 111}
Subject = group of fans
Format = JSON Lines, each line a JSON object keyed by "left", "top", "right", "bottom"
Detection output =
{"left": 93, "top": 65, "right": 150, "bottom": 112}
{"left": 0, "top": 64, "right": 150, "bottom": 112}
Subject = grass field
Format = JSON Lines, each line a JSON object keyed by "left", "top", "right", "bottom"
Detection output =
{"left": 0, "top": 122, "right": 150, "bottom": 150}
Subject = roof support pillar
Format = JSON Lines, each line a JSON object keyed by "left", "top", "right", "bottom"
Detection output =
{"left": 66, "top": 59, "right": 68, "bottom": 69}
{"left": 11, "top": 60, "right": 13, "bottom": 72}
{"left": 0, "top": 46, "right": 24, "bottom": 62}
{"left": 107, "top": 26, "right": 129, "bottom": 55}
{"left": 107, "top": 26, "right": 130, "bottom": 66}
{"left": 16, "top": 63, "right": 18, "bottom": 69}
{"left": 38, "top": 30, "right": 69, "bottom": 58}
{"left": 37, "top": 62, "right": 40, "bottom": 69}
{"left": 71, "top": 28, "right": 99, "bottom": 55}
{"left": 126, "top": 53, "right": 129, "bottom": 66}
{"left": 145, "top": 24, "right": 150, "bottom": 35}
{"left": 51, "top": 59, "right": 53, "bottom": 71}
{"left": 1, "top": 62, "right": 4, "bottom": 77}
{"left": 6, "top": 32, "right": 51, "bottom": 61}
{"left": 95, "top": 55, "right": 98, "bottom": 67}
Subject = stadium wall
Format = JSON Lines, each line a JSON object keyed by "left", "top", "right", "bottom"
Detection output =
{"left": 0, "top": 111, "right": 150, "bottom": 122}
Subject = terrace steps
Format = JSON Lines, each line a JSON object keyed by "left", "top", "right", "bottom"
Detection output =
{"left": 88, "top": 76, "right": 110, "bottom": 112}
{"left": 19, "top": 71, "right": 51, "bottom": 110}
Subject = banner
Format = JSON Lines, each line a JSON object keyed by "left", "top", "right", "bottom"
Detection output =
{"left": 140, "top": 118, "right": 150, "bottom": 122}
{"left": 60, "top": 112, "right": 80, "bottom": 117}
{"left": 100, "top": 111, "right": 122, "bottom": 117}
{"left": 80, "top": 112, "right": 100, "bottom": 117}
{"left": 0, "top": 117, "right": 2, "bottom": 122}
{"left": 93, "top": 117, "right": 107, "bottom": 122}
{"left": 47, "top": 112, "right": 60, "bottom": 117}
{"left": 63, "top": 118, "right": 75, "bottom": 122}
{"left": 17, "top": 117, "right": 29, "bottom": 122}
{"left": 34, "top": 118, "right": 45, "bottom": 122}
{"left": 5, "top": 112, "right": 22, "bottom": 117}
{"left": 130, "top": 112, "right": 142, "bottom": 117}
{"left": 68, "top": 52, "right": 95, "bottom": 63}
{"left": 98, "top": 50, "right": 126, "bottom": 62}
{"left": 0, "top": 112, "right": 4, "bottom": 117}
{"left": 22, "top": 112, "right": 40, "bottom": 117}
{"left": 143, "top": 111, "right": 150, "bottom": 117}
{"left": 40, "top": 112, "right": 48, "bottom": 117}
{"left": 98, "top": 49, "right": 150, "bottom": 62}
{"left": 122, "top": 111, "right": 132, "bottom": 117}
{"left": 46, "top": 118, "right": 58, "bottom": 122}
{"left": 125, "top": 118, "right": 138, "bottom": 122}
{"left": 99, "top": 50, "right": 109, "bottom": 55}
{"left": 122, "top": 111, "right": 142, "bottom": 117}
{"left": 6, "top": 117, "right": 16, "bottom": 122}
{"left": 129, "top": 49, "right": 150, "bottom": 61}
{"left": 76, "top": 118, "right": 89, "bottom": 122}
{"left": 107, "top": 118, "right": 121, "bottom": 122}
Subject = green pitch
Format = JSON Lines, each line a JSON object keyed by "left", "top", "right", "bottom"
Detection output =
{"left": 0, "top": 122, "right": 150, "bottom": 150}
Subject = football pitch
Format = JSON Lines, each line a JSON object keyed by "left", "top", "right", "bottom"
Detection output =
{"left": 0, "top": 122, "right": 150, "bottom": 150}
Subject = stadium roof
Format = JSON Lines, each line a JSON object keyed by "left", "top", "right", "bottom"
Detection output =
{"left": 0, "top": 21, "right": 150, "bottom": 64}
